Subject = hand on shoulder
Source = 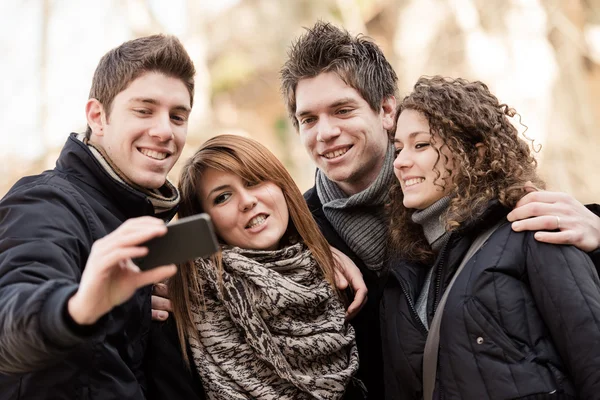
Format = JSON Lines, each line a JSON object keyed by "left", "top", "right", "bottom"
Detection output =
{"left": 507, "top": 184, "right": 600, "bottom": 252}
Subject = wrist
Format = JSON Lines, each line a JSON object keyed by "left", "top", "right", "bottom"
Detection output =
{"left": 67, "top": 292, "right": 99, "bottom": 325}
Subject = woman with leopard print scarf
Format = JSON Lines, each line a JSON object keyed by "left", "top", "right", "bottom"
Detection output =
{"left": 147, "top": 135, "right": 364, "bottom": 400}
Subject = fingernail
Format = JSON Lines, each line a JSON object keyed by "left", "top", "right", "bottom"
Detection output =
{"left": 159, "top": 311, "right": 168, "bottom": 320}
{"left": 511, "top": 222, "right": 522, "bottom": 231}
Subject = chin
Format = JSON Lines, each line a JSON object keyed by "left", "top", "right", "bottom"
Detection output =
{"left": 325, "top": 170, "right": 353, "bottom": 185}
{"left": 132, "top": 175, "right": 168, "bottom": 190}
{"left": 403, "top": 200, "right": 424, "bottom": 210}
{"left": 260, "top": 243, "right": 280, "bottom": 251}
{"left": 403, "top": 198, "right": 415, "bottom": 209}
{"left": 254, "top": 239, "right": 281, "bottom": 251}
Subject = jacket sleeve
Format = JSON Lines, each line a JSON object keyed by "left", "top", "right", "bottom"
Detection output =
{"left": 585, "top": 204, "right": 600, "bottom": 270}
{"left": 526, "top": 233, "right": 600, "bottom": 398}
{"left": 0, "top": 180, "right": 102, "bottom": 374}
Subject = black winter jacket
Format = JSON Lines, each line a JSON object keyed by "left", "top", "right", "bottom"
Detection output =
{"left": 0, "top": 133, "right": 176, "bottom": 400}
{"left": 381, "top": 204, "right": 600, "bottom": 400}
{"left": 305, "top": 186, "right": 385, "bottom": 400}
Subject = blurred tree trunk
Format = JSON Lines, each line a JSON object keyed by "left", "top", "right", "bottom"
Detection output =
{"left": 541, "top": 0, "right": 600, "bottom": 203}
{"left": 39, "top": 0, "right": 51, "bottom": 152}
{"left": 182, "top": 0, "right": 212, "bottom": 146}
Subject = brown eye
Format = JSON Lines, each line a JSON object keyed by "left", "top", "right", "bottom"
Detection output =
{"left": 301, "top": 117, "right": 316, "bottom": 125}
{"left": 214, "top": 193, "right": 231, "bottom": 205}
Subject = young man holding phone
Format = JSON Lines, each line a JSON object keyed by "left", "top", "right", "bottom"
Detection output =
{"left": 0, "top": 34, "right": 195, "bottom": 399}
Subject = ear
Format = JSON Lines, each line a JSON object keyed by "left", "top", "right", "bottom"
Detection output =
{"left": 475, "top": 142, "right": 486, "bottom": 163}
{"left": 381, "top": 96, "right": 397, "bottom": 131}
{"left": 85, "top": 98, "right": 106, "bottom": 139}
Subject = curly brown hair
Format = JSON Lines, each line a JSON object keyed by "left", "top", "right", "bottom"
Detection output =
{"left": 388, "top": 76, "right": 545, "bottom": 263}
{"left": 280, "top": 21, "right": 398, "bottom": 131}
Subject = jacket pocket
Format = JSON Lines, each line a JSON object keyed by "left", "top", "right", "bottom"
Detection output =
{"left": 465, "top": 297, "right": 525, "bottom": 362}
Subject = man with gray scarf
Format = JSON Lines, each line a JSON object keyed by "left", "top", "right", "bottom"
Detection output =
{"left": 280, "top": 21, "right": 600, "bottom": 399}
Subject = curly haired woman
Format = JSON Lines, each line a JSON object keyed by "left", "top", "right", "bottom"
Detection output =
{"left": 380, "top": 76, "right": 600, "bottom": 399}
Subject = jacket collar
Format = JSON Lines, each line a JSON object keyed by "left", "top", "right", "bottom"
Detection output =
{"left": 55, "top": 133, "right": 178, "bottom": 221}
{"left": 455, "top": 199, "right": 510, "bottom": 238}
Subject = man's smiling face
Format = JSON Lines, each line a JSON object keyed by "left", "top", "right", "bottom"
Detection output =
{"left": 295, "top": 71, "right": 395, "bottom": 195}
{"left": 90, "top": 71, "right": 191, "bottom": 189}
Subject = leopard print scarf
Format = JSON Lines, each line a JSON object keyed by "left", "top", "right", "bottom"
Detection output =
{"left": 189, "top": 243, "right": 360, "bottom": 400}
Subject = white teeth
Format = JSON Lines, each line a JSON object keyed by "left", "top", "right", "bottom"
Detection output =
{"left": 247, "top": 215, "right": 267, "bottom": 228}
{"left": 140, "top": 148, "right": 168, "bottom": 160}
{"left": 323, "top": 148, "right": 349, "bottom": 159}
{"left": 404, "top": 178, "right": 425, "bottom": 187}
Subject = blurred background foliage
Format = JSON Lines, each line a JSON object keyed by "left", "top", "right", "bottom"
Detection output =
{"left": 2, "top": 0, "right": 599, "bottom": 203}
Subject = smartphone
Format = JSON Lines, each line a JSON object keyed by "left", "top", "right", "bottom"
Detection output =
{"left": 135, "top": 213, "right": 220, "bottom": 270}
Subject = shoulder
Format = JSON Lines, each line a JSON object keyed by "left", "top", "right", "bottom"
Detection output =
{"left": 518, "top": 229, "right": 597, "bottom": 279}
{"left": 4, "top": 172, "right": 87, "bottom": 212}
{"left": 1, "top": 172, "right": 95, "bottom": 239}
{"left": 6, "top": 168, "right": 83, "bottom": 200}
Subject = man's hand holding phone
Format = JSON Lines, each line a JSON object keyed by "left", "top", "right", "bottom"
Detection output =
{"left": 68, "top": 216, "right": 177, "bottom": 326}
{"left": 69, "top": 214, "right": 219, "bottom": 325}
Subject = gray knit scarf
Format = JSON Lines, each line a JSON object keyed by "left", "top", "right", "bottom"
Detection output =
{"left": 76, "top": 133, "right": 179, "bottom": 214}
{"left": 316, "top": 144, "right": 396, "bottom": 272}
{"left": 411, "top": 196, "right": 451, "bottom": 329}
{"left": 189, "top": 243, "right": 360, "bottom": 400}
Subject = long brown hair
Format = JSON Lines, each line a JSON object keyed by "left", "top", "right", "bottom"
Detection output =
{"left": 170, "top": 134, "right": 339, "bottom": 365}
{"left": 388, "top": 76, "right": 545, "bottom": 263}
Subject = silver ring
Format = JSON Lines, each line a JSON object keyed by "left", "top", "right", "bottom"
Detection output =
{"left": 555, "top": 215, "right": 561, "bottom": 230}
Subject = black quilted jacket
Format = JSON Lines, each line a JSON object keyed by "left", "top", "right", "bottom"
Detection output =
{"left": 381, "top": 203, "right": 600, "bottom": 400}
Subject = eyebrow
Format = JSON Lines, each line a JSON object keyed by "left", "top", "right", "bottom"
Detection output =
{"left": 394, "top": 131, "right": 431, "bottom": 144}
{"left": 295, "top": 97, "right": 359, "bottom": 119}
{"left": 129, "top": 97, "right": 191, "bottom": 113}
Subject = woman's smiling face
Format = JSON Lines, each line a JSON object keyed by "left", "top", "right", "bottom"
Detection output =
{"left": 197, "top": 168, "right": 289, "bottom": 250}
{"left": 393, "top": 109, "right": 454, "bottom": 210}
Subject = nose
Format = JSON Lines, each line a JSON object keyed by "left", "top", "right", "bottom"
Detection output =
{"left": 393, "top": 148, "right": 412, "bottom": 170}
{"left": 148, "top": 113, "right": 174, "bottom": 142}
{"left": 315, "top": 116, "right": 341, "bottom": 143}
{"left": 239, "top": 190, "right": 258, "bottom": 212}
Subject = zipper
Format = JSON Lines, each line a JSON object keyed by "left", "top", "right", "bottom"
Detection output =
{"left": 432, "top": 235, "right": 452, "bottom": 313}
{"left": 430, "top": 235, "right": 454, "bottom": 400}
{"left": 396, "top": 276, "right": 428, "bottom": 335}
